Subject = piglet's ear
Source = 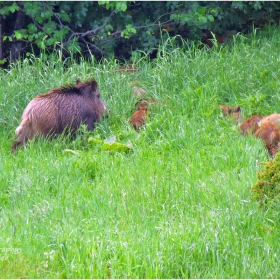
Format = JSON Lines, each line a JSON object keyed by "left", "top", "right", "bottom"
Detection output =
{"left": 76, "top": 79, "right": 81, "bottom": 85}
{"left": 91, "top": 80, "right": 98, "bottom": 91}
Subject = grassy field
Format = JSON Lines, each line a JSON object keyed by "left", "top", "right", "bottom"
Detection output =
{"left": 1, "top": 26, "right": 280, "bottom": 278}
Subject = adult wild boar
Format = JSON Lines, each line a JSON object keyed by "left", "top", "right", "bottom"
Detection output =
{"left": 12, "top": 79, "right": 107, "bottom": 152}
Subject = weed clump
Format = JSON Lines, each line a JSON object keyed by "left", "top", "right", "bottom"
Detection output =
{"left": 252, "top": 152, "right": 280, "bottom": 207}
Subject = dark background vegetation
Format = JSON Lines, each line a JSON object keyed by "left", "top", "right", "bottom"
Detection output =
{"left": 1, "top": 1, "right": 280, "bottom": 66}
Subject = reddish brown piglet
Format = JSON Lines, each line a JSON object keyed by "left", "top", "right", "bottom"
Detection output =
{"left": 218, "top": 104, "right": 244, "bottom": 124}
{"left": 219, "top": 104, "right": 241, "bottom": 116}
{"left": 129, "top": 101, "right": 149, "bottom": 131}
{"left": 135, "top": 98, "right": 158, "bottom": 110}
{"left": 254, "top": 123, "right": 280, "bottom": 157}
{"left": 239, "top": 114, "right": 263, "bottom": 136}
{"left": 12, "top": 79, "right": 108, "bottom": 152}
{"left": 260, "top": 113, "right": 280, "bottom": 129}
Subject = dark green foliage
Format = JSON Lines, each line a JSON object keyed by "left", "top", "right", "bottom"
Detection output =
{"left": 252, "top": 152, "right": 280, "bottom": 207}
{"left": 1, "top": 1, "right": 280, "bottom": 65}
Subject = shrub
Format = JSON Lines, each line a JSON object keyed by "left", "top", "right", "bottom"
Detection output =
{"left": 252, "top": 152, "right": 280, "bottom": 207}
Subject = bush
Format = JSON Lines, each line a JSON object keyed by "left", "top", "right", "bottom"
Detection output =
{"left": 1, "top": 1, "right": 280, "bottom": 65}
{"left": 252, "top": 152, "right": 280, "bottom": 207}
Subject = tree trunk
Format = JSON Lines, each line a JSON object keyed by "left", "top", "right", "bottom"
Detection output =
{"left": 11, "top": 1, "right": 25, "bottom": 62}
{"left": 0, "top": 15, "right": 3, "bottom": 62}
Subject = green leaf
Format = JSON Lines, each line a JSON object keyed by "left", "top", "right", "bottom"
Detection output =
{"left": 0, "top": 58, "right": 7, "bottom": 65}
{"left": 28, "top": 23, "right": 37, "bottom": 34}
{"left": 88, "top": 137, "right": 132, "bottom": 153}
{"left": 104, "top": 135, "right": 116, "bottom": 144}
{"left": 3, "top": 36, "right": 12, "bottom": 42}
{"left": 207, "top": 14, "right": 214, "bottom": 22}
{"left": 10, "top": 3, "right": 19, "bottom": 13}
{"left": 35, "top": 16, "right": 43, "bottom": 24}
{"left": 28, "top": 35, "right": 35, "bottom": 41}
{"left": 105, "top": 24, "right": 113, "bottom": 32}
{"left": 198, "top": 7, "right": 206, "bottom": 15}
{"left": 63, "top": 149, "right": 81, "bottom": 156}
{"left": 67, "top": 40, "right": 81, "bottom": 53}
{"left": 88, "top": 137, "right": 104, "bottom": 147}
{"left": 116, "top": 2, "right": 127, "bottom": 12}
{"left": 46, "top": 37, "right": 55, "bottom": 46}
{"left": 102, "top": 142, "right": 132, "bottom": 153}
{"left": 14, "top": 31, "right": 23, "bottom": 40}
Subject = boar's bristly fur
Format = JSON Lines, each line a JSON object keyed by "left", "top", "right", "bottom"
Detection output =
{"left": 254, "top": 123, "right": 280, "bottom": 157}
{"left": 12, "top": 79, "right": 107, "bottom": 152}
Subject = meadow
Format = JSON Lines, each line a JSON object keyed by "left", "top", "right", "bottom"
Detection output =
{"left": 1, "top": 26, "right": 280, "bottom": 278}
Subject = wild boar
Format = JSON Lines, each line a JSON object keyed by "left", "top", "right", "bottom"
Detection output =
{"left": 254, "top": 123, "right": 280, "bottom": 157}
{"left": 239, "top": 114, "right": 263, "bottom": 135}
{"left": 260, "top": 113, "right": 280, "bottom": 129}
{"left": 12, "top": 79, "right": 107, "bottom": 151}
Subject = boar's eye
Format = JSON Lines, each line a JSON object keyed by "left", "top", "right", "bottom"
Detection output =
{"left": 96, "top": 94, "right": 100, "bottom": 98}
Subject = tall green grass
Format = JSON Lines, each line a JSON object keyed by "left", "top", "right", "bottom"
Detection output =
{"left": 1, "top": 27, "right": 280, "bottom": 278}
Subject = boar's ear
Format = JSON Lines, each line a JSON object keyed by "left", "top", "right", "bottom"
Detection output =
{"left": 76, "top": 79, "right": 81, "bottom": 85}
{"left": 91, "top": 80, "right": 98, "bottom": 91}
